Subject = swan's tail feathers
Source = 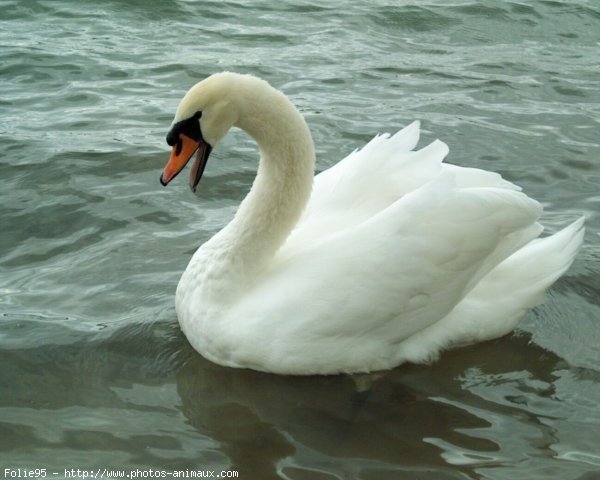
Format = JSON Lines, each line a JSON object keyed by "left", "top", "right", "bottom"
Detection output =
{"left": 457, "top": 216, "right": 585, "bottom": 341}
{"left": 395, "top": 217, "right": 585, "bottom": 365}
{"left": 499, "top": 215, "right": 585, "bottom": 296}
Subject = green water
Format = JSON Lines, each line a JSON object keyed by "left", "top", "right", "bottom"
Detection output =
{"left": 1, "top": 1, "right": 599, "bottom": 478}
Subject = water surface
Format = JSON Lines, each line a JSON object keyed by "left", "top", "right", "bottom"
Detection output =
{"left": 1, "top": 1, "right": 599, "bottom": 479}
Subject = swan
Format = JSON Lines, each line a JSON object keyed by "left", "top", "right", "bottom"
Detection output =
{"left": 160, "top": 72, "right": 585, "bottom": 375}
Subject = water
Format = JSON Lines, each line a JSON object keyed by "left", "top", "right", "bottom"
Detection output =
{"left": 1, "top": 0, "right": 599, "bottom": 478}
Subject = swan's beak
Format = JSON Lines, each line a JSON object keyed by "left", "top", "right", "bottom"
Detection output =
{"left": 160, "top": 133, "right": 212, "bottom": 191}
{"left": 189, "top": 141, "right": 212, "bottom": 192}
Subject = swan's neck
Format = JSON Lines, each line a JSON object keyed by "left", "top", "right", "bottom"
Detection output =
{"left": 198, "top": 84, "right": 315, "bottom": 286}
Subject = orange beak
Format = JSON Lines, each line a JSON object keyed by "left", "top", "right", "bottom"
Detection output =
{"left": 160, "top": 133, "right": 201, "bottom": 187}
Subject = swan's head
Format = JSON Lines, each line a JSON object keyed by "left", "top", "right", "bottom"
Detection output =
{"left": 161, "top": 72, "right": 240, "bottom": 191}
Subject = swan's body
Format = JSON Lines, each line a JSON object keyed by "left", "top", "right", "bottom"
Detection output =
{"left": 161, "top": 72, "right": 584, "bottom": 375}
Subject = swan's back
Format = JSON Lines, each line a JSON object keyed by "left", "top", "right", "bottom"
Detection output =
{"left": 282, "top": 121, "right": 525, "bottom": 258}
{"left": 215, "top": 122, "right": 584, "bottom": 374}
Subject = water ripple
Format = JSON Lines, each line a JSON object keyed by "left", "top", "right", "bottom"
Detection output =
{"left": 1, "top": 0, "right": 599, "bottom": 477}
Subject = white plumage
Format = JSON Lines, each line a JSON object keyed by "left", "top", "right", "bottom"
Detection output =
{"left": 163, "top": 72, "right": 584, "bottom": 375}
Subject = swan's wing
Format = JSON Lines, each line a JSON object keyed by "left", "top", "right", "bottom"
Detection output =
{"left": 295, "top": 121, "right": 438, "bottom": 240}
{"left": 283, "top": 121, "right": 521, "bottom": 258}
{"left": 393, "top": 216, "right": 585, "bottom": 365}
{"left": 307, "top": 120, "right": 422, "bottom": 210}
{"left": 235, "top": 173, "right": 542, "bottom": 358}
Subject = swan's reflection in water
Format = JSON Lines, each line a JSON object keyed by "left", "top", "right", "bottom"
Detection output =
{"left": 1, "top": 318, "right": 591, "bottom": 479}
{"left": 175, "top": 329, "right": 563, "bottom": 479}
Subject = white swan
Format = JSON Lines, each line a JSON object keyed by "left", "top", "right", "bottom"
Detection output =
{"left": 160, "top": 72, "right": 584, "bottom": 375}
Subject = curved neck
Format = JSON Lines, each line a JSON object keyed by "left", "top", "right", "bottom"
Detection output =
{"left": 202, "top": 82, "right": 315, "bottom": 282}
